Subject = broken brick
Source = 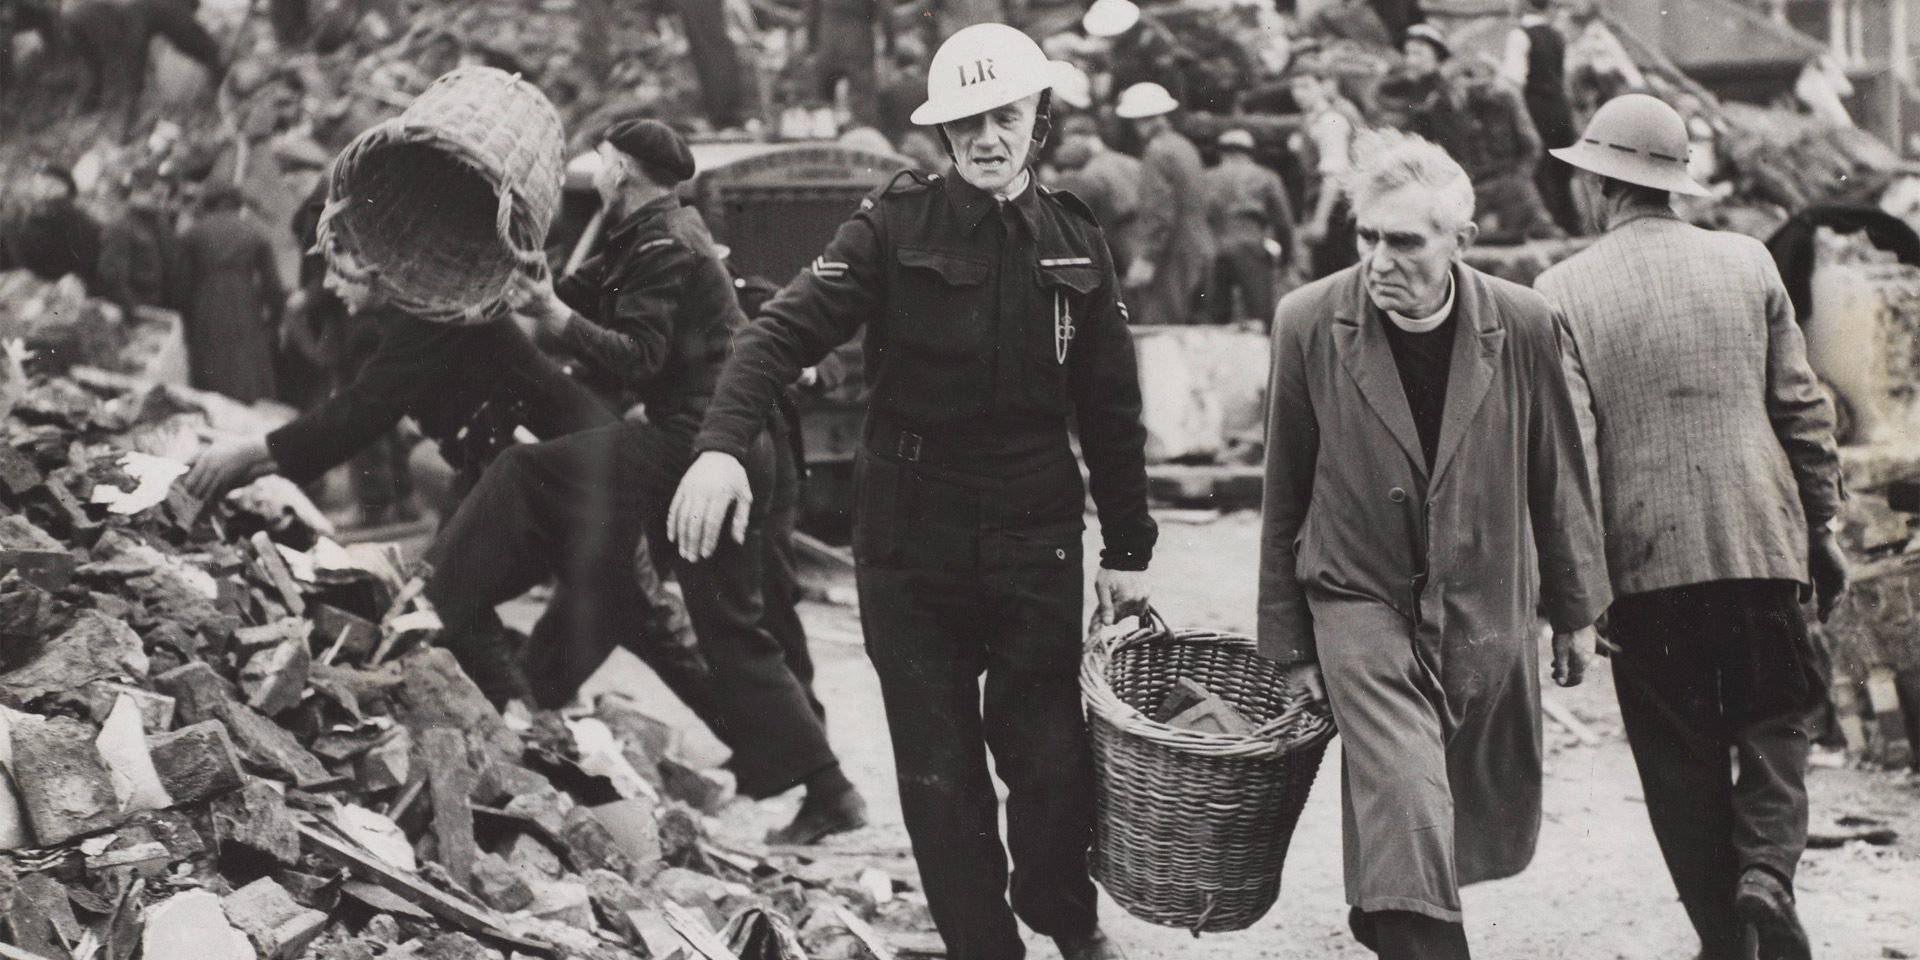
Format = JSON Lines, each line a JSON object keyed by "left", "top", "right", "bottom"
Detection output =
{"left": 154, "top": 663, "right": 332, "bottom": 787}
{"left": 309, "top": 604, "right": 379, "bottom": 662}
{"left": 0, "top": 610, "right": 149, "bottom": 705}
{"left": 80, "top": 681, "right": 175, "bottom": 733}
{"left": 95, "top": 693, "right": 173, "bottom": 813}
{"left": 560, "top": 804, "right": 637, "bottom": 880}
{"left": 0, "top": 515, "right": 76, "bottom": 592}
{"left": 211, "top": 777, "right": 301, "bottom": 869}
{"left": 0, "top": 442, "right": 46, "bottom": 496}
{"left": 387, "top": 648, "right": 521, "bottom": 765}
{"left": 589, "top": 799, "right": 662, "bottom": 869}
{"left": 239, "top": 637, "right": 310, "bottom": 717}
{"left": 526, "top": 878, "right": 593, "bottom": 927}
{"left": 356, "top": 727, "right": 412, "bottom": 793}
{"left": 224, "top": 877, "right": 327, "bottom": 960}
{"left": 147, "top": 719, "right": 245, "bottom": 804}
{"left": 470, "top": 852, "right": 535, "bottom": 913}
{"left": 658, "top": 756, "right": 731, "bottom": 815}
{"left": 249, "top": 533, "right": 305, "bottom": 617}
{"left": 8, "top": 713, "right": 123, "bottom": 844}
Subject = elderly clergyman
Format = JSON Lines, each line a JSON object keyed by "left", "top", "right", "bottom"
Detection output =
{"left": 1258, "top": 128, "right": 1610, "bottom": 960}
{"left": 1537, "top": 94, "right": 1846, "bottom": 960}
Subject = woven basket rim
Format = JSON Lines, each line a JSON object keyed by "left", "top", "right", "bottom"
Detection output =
{"left": 1082, "top": 617, "right": 1334, "bottom": 760}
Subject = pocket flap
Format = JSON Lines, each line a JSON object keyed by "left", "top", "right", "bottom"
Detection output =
{"left": 898, "top": 246, "right": 989, "bottom": 286}
{"left": 1036, "top": 261, "right": 1103, "bottom": 294}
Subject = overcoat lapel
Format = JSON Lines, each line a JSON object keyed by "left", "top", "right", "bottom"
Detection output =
{"left": 1332, "top": 274, "right": 1427, "bottom": 478}
{"left": 1430, "top": 268, "right": 1507, "bottom": 489}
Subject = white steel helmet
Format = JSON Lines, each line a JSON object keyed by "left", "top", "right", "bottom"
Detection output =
{"left": 1082, "top": 0, "right": 1141, "bottom": 38}
{"left": 911, "top": 23, "right": 1064, "bottom": 127}
{"left": 1114, "top": 81, "right": 1179, "bottom": 119}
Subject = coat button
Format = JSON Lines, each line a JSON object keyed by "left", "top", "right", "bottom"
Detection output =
{"left": 1055, "top": 548, "right": 1067, "bottom": 560}
{"left": 1388, "top": 487, "right": 1407, "bottom": 503}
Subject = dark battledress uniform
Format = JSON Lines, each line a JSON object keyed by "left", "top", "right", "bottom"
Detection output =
{"left": 423, "top": 195, "right": 843, "bottom": 801}
{"left": 692, "top": 168, "right": 1157, "bottom": 960}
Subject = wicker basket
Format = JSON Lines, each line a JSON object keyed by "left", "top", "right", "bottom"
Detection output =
{"left": 1084, "top": 611, "right": 1336, "bottom": 935}
{"left": 318, "top": 66, "right": 565, "bottom": 324}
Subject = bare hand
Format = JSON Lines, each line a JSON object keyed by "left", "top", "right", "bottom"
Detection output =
{"left": 1123, "top": 259, "right": 1157, "bottom": 290}
{"left": 667, "top": 451, "right": 752, "bottom": 563}
{"left": 1093, "top": 567, "right": 1150, "bottom": 626}
{"left": 514, "top": 272, "right": 571, "bottom": 337}
{"left": 1808, "top": 528, "right": 1849, "bottom": 623}
{"left": 185, "top": 436, "right": 274, "bottom": 500}
{"left": 1283, "top": 660, "right": 1327, "bottom": 705}
{"left": 1551, "top": 623, "right": 1602, "bottom": 687}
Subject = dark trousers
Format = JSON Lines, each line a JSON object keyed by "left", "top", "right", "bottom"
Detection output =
{"left": 424, "top": 421, "right": 838, "bottom": 799}
{"left": 1608, "top": 579, "right": 1822, "bottom": 960}
{"left": 762, "top": 411, "right": 823, "bottom": 723}
{"left": 1535, "top": 153, "right": 1580, "bottom": 236}
{"left": 852, "top": 437, "right": 1098, "bottom": 960}
{"left": 1210, "top": 239, "right": 1278, "bottom": 326}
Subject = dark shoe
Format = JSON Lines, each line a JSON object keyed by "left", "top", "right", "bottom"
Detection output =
{"left": 1056, "top": 928, "right": 1128, "bottom": 960}
{"left": 765, "top": 787, "right": 868, "bottom": 845}
{"left": 1735, "top": 867, "right": 1811, "bottom": 960}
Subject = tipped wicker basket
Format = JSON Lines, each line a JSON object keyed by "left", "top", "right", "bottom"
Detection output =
{"left": 1084, "top": 610, "right": 1336, "bottom": 935}
{"left": 318, "top": 66, "right": 565, "bottom": 324}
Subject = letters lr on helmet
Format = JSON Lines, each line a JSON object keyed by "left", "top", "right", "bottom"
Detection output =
{"left": 911, "top": 23, "right": 1066, "bottom": 127}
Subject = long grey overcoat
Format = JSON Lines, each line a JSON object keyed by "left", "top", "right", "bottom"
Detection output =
{"left": 1257, "top": 263, "right": 1611, "bottom": 920}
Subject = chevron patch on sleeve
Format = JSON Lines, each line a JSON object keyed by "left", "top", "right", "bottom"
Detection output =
{"left": 812, "top": 257, "right": 849, "bottom": 279}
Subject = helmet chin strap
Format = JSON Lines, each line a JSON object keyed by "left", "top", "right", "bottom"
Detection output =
{"left": 937, "top": 90, "right": 1055, "bottom": 179}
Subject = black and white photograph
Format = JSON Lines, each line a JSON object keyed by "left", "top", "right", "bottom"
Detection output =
{"left": 0, "top": 0, "right": 1916, "bottom": 956}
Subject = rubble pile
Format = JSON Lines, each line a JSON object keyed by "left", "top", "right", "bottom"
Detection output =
{"left": 0, "top": 368, "right": 934, "bottom": 960}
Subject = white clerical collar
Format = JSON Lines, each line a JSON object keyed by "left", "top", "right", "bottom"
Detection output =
{"left": 1520, "top": 13, "right": 1547, "bottom": 26}
{"left": 1386, "top": 272, "right": 1456, "bottom": 333}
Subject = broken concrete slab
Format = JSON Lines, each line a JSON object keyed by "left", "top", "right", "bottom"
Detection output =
{"left": 142, "top": 890, "right": 256, "bottom": 960}
{"left": 211, "top": 777, "right": 301, "bottom": 869}
{"left": 526, "top": 878, "right": 593, "bottom": 927}
{"left": 8, "top": 713, "right": 122, "bottom": 844}
{"left": 421, "top": 727, "right": 480, "bottom": 887}
{"left": 223, "top": 877, "right": 326, "bottom": 960}
{"left": 0, "top": 610, "right": 149, "bottom": 705}
{"left": 84, "top": 839, "right": 171, "bottom": 876}
{"left": 95, "top": 693, "right": 172, "bottom": 813}
{"left": 147, "top": 719, "right": 245, "bottom": 804}
{"left": 504, "top": 831, "right": 565, "bottom": 880}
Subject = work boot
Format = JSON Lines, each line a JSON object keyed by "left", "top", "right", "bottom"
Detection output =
{"left": 765, "top": 784, "right": 868, "bottom": 846}
{"left": 1734, "top": 867, "right": 1811, "bottom": 960}
{"left": 1056, "top": 927, "right": 1128, "bottom": 960}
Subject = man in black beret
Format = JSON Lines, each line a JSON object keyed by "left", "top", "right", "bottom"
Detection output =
{"left": 421, "top": 120, "right": 870, "bottom": 844}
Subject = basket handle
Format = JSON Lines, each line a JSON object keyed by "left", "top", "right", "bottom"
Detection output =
{"left": 1085, "top": 604, "right": 1172, "bottom": 653}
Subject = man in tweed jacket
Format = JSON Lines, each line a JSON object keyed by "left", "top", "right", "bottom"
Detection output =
{"left": 1535, "top": 95, "right": 1847, "bottom": 960}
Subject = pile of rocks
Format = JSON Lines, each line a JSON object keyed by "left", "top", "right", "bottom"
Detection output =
{"left": 0, "top": 368, "right": 933, "bottom": 960}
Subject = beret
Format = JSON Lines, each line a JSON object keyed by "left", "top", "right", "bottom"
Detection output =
{"left": 604, "top": 119, "right": 696, "bottom": 184}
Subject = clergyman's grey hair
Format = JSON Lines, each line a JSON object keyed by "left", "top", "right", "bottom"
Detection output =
{"left": 1341, "top": 128, "right": 1476, "bottom": 231}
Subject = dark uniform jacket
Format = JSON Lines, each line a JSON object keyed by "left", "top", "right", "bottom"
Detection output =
{"left": 694, "top": 169, "right": 1157, "bottom": 571}
{"left": 554, "top": 195, "right": 744, "bottom": 434}
{"left": 96, "top": 206, "right": 174, "bottom": 315}
{"left": 265, "top": 307, "right": 613, "bottom": 484}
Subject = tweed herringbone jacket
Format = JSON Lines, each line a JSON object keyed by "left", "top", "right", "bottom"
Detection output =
{"left": 1537, "top": 213, "right": 1842, "bottom": 599}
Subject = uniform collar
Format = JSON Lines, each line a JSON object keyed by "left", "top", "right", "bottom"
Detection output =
{"left": 1520, "top": 12, "right": 1548, "bottom": 26}
{"left": 606, "top": 193, "right": 683, "bottom": 243}
{"left": 946, "top": 167, "right": 1041, "bottom": 232}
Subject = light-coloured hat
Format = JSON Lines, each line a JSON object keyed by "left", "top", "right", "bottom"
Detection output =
{"left": 1403, "top": 22, "right": 1451, "bottom": 59}
{"left": 1550, "top": 93, "right": 1712, "bottom": 197}
{"left": 1082, "top": 0, "right": 1142, "bottom": 38}
{"left": 911, "top": 23, "right": 1064, "bottom": 126}
{"left": 1217, "top": 128, "right": 1256, "bottom": 151}
{"left": 1115, "top": 81, "right": 1179, "bottom": 119}
{"left": 1052, "top": 61, "right": 1093, "bottom": 109}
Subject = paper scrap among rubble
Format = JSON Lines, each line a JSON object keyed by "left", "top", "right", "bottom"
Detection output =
{"left": 88, "top": 452, "right": 190, "bottom": 515}
{"left": 328, "top": 802, "right": 417, "bottom": 872}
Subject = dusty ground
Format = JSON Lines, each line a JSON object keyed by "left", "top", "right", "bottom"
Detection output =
{"left": 551, "top": 511, "right": 1920, "bottom": 960}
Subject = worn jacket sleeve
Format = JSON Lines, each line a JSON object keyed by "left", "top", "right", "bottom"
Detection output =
{"left": 694, "top": 209, "right": 887, "bottom": 461}
{"left": 1758, "top": 248, "right": 1843, "bottom": 527}
{"left": 1553, "top": 312, "right": 1604, "bottom": 531}
{"left": 1257, "top": 303, "right": 1319, "bottom": 662}
{"left": 1524, "top": 311, "right": 1611, "bottom": 632}
{"left": 265, "top": 322, "right": 422, "bottom": 484}
{"left": 556, "top": 240, "right": 692, "bottom": 387}
{"left": 1070, "top": 253, "right": 1156, "bottom": 571}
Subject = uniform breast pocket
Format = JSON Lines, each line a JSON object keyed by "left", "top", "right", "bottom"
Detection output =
{"left": 1034, "top": 263, "right": 1103, "bottom": 366}
{"left": 891, "top": 246, "right": 991, "bottom": 354}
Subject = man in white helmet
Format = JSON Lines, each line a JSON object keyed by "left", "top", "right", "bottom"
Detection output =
{"left": 669, "top": 21, "right": 1149, "bottom": 960}
{"left": 1536, "top": 93, "right": 1846, "bottom": 960}
{"left": 1116, "top": 80, "right": 1215, "bottom": 324}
